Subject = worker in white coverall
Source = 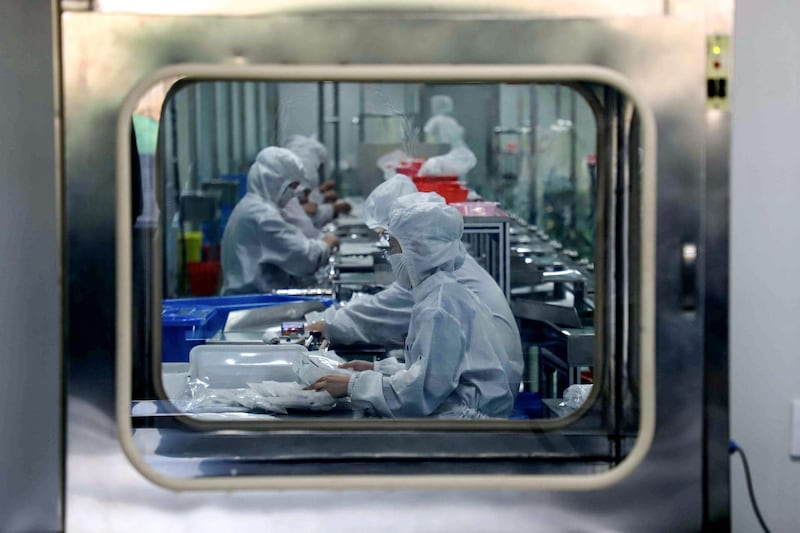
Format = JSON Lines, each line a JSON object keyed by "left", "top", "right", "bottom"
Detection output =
{"left": 283, "top": 134, "right": 350, "bottom": 227}
{"left": 307, "top": 178, "right": 522, "bottom": 398}
{"left": 307, "top": 201, "right": 515, "bottom": 418}
{"left": 220, "top": 146, "right": 339, "bottom": 295}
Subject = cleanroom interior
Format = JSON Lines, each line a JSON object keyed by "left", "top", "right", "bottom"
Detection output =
{"left": 128, "top": 77, "right": 645, "bottom": 478}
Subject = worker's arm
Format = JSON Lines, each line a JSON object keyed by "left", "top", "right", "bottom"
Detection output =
{"left": 320, "top": 282, "right": 414, "bottom": 348}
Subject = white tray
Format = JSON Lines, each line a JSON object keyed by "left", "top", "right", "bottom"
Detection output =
{"left": 187, "top": 344, "right": 350, "bottom": 389}
{"left": 188, "top": 344, "right": 308, "bottom": 389}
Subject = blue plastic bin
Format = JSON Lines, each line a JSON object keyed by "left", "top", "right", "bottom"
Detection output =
{"left": 509, "top": 392, "right": 543, "bottom": 419}
{"left": 161, "top": 305, "right": 219, "bottom": 363}
{"left": 162, "top": 293, "right": 335, "bottom": 362}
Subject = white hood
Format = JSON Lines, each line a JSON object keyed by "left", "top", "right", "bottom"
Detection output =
{"left": 362, "top": 174, "right": 418, "bottom": 230}
{"left": 283, "top": 134, "right": 328, "bottom": 188}
{"left": 387, "top": 200, "right": 466, "bottom": 287}
{"left": 246, "top": 146, "right": 304, "bottom": 205}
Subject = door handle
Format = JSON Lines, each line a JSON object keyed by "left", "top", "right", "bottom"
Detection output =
{"left": 680, "top": 242, "right": 698, "bottom": 311}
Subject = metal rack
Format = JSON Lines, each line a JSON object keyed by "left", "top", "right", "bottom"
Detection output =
{"left": 462, "top": 215, "right": 510, "bottom": 300}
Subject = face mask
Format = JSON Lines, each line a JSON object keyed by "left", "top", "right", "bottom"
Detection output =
{"left": 387, "top": 253, "right": 411, "bottom": 289}
{"left": 276, "top": 185, "right": 297, "bottom": 208}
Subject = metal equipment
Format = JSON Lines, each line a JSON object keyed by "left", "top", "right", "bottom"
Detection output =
{"left": 462, "top": 215, "right": 511, "bottom": 300}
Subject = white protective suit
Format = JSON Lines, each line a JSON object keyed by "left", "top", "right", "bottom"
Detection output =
{"left": 423, "top": 95, "right": 461, "bottom": 145}
{"left": 420, "top": 95, "right": 477, "bottom": 179}
{"left": 417, "top": 146, "right": 477, "bottom": 178}
{"left": 281, "top": 196, "right": 322, "bottom": 239}
{"left": 346, "top": 202, "right": 515, "bottom": 419}
{"left": 221, "top": 146, "right": 331, "bottom": 295}
{"left": 283, "top": 134, "right": 336, "bottom": 227}
{"left": 322, "top": 190, "right": 522, "bottom": 398}
{"left": 361, "top": 173, "right": 418, "bottom": 230}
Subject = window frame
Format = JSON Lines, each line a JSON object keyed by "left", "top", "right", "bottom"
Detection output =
{"left": 116, "top": 63, "right": 656, "bottom": 491}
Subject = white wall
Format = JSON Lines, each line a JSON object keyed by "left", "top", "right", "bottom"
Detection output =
{"left": 730, "top": 0, "right": 800, "bottom": 531}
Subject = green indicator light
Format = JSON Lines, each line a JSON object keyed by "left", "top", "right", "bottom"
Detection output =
{"left": 712, "top": 45, "right": 721, "bottom": 55}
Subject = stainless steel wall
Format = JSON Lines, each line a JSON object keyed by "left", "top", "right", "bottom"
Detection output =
{"left": 0, "top": 1, "right": 61, "bottom": 532}
{"left": 60, "top": 6, "right": 724, "bottom": 532}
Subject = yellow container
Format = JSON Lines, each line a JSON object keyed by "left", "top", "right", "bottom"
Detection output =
{"left": 177, "top": 231, "right": 203, "bottom": 263}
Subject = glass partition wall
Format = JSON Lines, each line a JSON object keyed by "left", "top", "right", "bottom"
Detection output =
{"left": 127, "top": 75, "right": 647, "bottom": 482}
{"left": 154, "top": 81, "right": 597, "bottom": 298}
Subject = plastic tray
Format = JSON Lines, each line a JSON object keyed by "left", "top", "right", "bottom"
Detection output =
{"left": 162, "top": 294, "right": 335, "bottom": 362}
{"left": 451, "top": 201, "right": 504, "bottom": 217}
{"left": 166, "top": 293, "right": 335, "bottom": 333}
{"left": 188, "top": 343, "right": 309, "bottom": 389}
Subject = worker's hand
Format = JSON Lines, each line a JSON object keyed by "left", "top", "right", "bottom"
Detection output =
{"left": 319, "top": 180, "right": 337, "bottom": 192}
{"left": 323, "top": 190, "right": 339, "bottom": 203}
{"left": 306, "top": 320, "right": 325, "bottom": 334}
{"left": 322, "top": 233, "right": 340, "bottom": 250}
{"left": 305, "top": 375, "right": 350, "bottom": 398}
{"left": 339, "top": 360, "right": 374, "bottom": 372}
{"left": 333, "top": 201, "right": 352, "bottom": 215}
{"left": 302, "top": 201, "right": 318, "bottom": 216}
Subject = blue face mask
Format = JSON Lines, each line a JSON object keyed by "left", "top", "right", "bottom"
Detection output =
{"left": 387, "top": 253, "right": 411, "bottom": 289}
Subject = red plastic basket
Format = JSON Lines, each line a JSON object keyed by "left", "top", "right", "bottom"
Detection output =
{"left": 413, "top": 175, "right": 459, "bottom": 183}
{"left": 412, "top": 176, "right": 460, "bottom": 195}
{"left": 187, "top": 261, "right": 221, "bottom": 296}
{"left": 395, "top": 159, "right": 426, "bottom": 176}
{"left": 437, "top": 183, "right": 468, "bottom": 203}
{"left": 411, "top": 179, "right": 467, "bottom": 203}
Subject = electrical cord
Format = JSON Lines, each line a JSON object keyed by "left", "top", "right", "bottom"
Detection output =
{"left": 730, "top": 440, "right": 771, "bottom": 533}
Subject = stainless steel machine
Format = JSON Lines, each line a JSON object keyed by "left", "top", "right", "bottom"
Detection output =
{"left": 6, "top": 1, "right": 732, "bottom": 531}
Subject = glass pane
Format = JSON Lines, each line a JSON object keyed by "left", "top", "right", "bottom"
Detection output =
{"left": 127, "top": 77, "right": 643, "bottom": 479}
{"left": 145, "top": 81, "right": 597, "bottom": 419}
